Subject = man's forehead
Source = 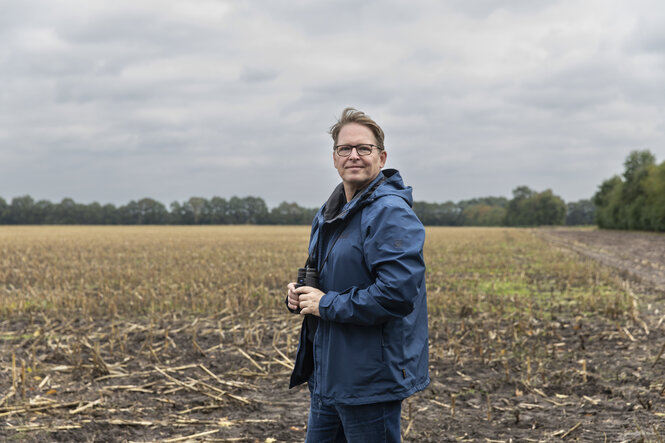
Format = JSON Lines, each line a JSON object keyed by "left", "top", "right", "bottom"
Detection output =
{"left": 337, "top": 123, "right": 376, "bottom": 141}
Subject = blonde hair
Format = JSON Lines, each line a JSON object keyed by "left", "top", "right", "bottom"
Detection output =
{"left": 329, "top": 107, "right": 385, "bottom": 148}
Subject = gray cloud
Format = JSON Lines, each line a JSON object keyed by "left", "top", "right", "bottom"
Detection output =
{"left": 1, "top": 0, "right": 664, "bottom": 209}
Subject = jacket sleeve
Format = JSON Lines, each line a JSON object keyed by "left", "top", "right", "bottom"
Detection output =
{"left": 318, "top": 197, "right": 425, "bottom": 325}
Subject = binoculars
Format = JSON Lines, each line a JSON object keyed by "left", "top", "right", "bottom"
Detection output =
{"left": 296, "top": 266, "right": 319, "bottom": 290}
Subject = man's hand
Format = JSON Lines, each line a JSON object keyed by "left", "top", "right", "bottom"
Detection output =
{"left": 297, "top": 286, "right": 325, "bottom": 317}
{"left": 287, "top": 282, "right": 300, "bottom": 311}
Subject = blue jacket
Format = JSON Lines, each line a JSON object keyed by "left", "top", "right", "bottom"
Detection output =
{"left": 289, "top": 169, "right": 429, "bottom": 405}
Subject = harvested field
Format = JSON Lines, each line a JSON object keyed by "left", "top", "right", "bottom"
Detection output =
{"left": 1, "top": 226, "right": 664, "bottom": 442}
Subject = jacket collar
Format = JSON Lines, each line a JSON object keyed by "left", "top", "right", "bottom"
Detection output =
{"left": 322, "top": 183, "right": 347, "bottom": 221}
{"left": 321, "top": 171, "right": 388, "bottom": 222}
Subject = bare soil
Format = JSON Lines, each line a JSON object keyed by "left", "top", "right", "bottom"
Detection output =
{"left": 540, "top": 228, "right": 665, "bottom": 293}
{"left": 2, "top": 228, "right": 665, "bottom": 442}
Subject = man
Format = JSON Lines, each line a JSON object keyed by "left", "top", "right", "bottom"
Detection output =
{"left": 287, "top": 108, "right": 429, "bottom": 442}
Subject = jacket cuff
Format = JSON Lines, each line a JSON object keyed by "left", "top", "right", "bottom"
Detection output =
{"left": 318, "top": 291, "right": 336, "bottom": 320}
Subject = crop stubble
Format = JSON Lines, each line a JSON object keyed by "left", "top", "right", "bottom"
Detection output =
{"left": 1, "top": 226, "right": 664, "bottom": 442}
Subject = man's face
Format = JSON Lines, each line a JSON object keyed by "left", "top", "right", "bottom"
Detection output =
{"left": 333, "top": 123, "right": 387, "bottom": 194}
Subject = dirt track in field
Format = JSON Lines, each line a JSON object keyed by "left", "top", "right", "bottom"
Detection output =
{"left": 538, "top": 228, "right": 665, "bottom": 293}
{"left": 2, "top": 228, "right": 665, "bottom": 442}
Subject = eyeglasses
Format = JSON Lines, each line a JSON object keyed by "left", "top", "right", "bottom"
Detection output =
{"left": 334, "top": 144, "right": 383, "bottom": 157}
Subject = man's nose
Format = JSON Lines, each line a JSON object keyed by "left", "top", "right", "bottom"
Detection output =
{"left": 348, "top": 147, "right": 361, "bottom": 159}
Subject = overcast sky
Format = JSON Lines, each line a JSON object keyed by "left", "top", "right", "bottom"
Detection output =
{"left": 1, "top": 0, "right": 664, "bottom": 209}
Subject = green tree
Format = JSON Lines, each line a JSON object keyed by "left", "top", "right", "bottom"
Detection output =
{"left": 225, "top": 196, "right": 269, "bottom": 224}
{"left": 270, "top": 201, "right": 317, "bottom": 225}
{"left": 208, "top": 197, "right": 229, "bottom": 224}
{"left": 227, "top": 197, "right": 245, "bottom": 224}
{"left": 78, "top": 202, "right": 103, "bottom": 224}
{"left": 9, "top": 195, "right": 37, "bottom": 224}
{"left": 0, "top": 197, "right": 8, "bottom": 223}
{"left": 34, "top": 199, "right": 54, "bottom": 224}
{"left": 531, "top": 190, "right": 566, "bottom": 225}
{"left": 185, "top": 197, "right": 209, "bottom": 224}
{"left": 101, "top": 203, "right": 119, "bottom": 225}
{"left": 458, "top": 197, "right": 508, "bottom": 226}
{"left": 413, "top": 201, "right": 461, "bottom": 226}
{"left": 505, "top": 186, "right": 535, "bottom": 226}
{"left": 50, "top": 198, "right": 84, "bottom": 224}
{"left": 243, "top": 196, "right": 269, "bottom": 224}
{"left": 136, "top": 198, "right": 169, "bottom": 224}
{"left": 169, "top": 201, "right": 188, "bottom": 224}
{"left": 592, "top": 175, "right": 622, "bottom": 228}
{"left": 592, "top": 150, "right": 660, "bottom": 230}
{"left": 566, "top": 199, "right": 595, "bottom": 226}
{"left": 462, "top": 204, "right": 506, "bottom": 226}
{"left": 458, "top": 196, "right": 508, "bottom": 211}
{"left": 642, "top": 162, "right": 665, "bottom": 231}
{"left": 118, "top": 200, "right": 141, "bottom": 224}
{"left": 505, "top": 187, "right": 565, "bottom": 226}
{"left": 621, "top": 150, "right": 655, "bottom": 229}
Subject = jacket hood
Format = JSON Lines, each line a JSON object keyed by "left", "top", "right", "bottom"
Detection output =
{"left": 372, "top": 168, "right": 413, "bottom": 206}
{"left": 322, "top": 169, "right": 413, "bottom": 222}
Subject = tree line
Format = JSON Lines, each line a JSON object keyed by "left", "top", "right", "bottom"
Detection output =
{"left": 0, "top": 196, "right": 318, "bottom": 225}
{"left": 0, "top": 191, "right": 593, "bottom": 227}
{"left": 413, "top": 191, "right": 593, "bottom": 227}
{"left": 593, "top": 150, "right": 665, "bottom": 231}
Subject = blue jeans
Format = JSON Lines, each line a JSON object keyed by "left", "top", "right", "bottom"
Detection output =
{"left": 306, "top": 395, "right": 402, "bottom": 443}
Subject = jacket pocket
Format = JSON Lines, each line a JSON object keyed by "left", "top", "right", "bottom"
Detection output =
{"left": 324, "top": 323, "right": 384, "bottom": 395}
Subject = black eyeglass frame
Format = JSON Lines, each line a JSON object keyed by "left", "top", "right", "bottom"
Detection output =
{"left": 333, "top": 144, "right": 384, "bottom": 157}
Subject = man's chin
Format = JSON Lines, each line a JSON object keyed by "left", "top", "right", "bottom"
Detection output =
{"left": 343, "top": 175, "right": 367, "bottom": 184}
{"left": 343, "top": 176, "right": 373, "bottom": 190}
